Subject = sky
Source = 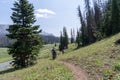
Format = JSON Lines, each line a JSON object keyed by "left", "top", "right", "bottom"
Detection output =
{"left": 0, "top": 0, "right": 85, "bottom": 37}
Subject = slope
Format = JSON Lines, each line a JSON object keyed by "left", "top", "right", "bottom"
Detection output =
{"left": 58, "top": 33, "right": 120, "bottom": 80}
{"left": 1, "top": 33, "right": 120, "bottom": 80}
{"left": 0, "top": 44, "right": 73, "bottom": 80}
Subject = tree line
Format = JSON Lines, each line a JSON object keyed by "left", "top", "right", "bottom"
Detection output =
{"left": 59, "top": 0, "right": 120, "bottom": 49}
{"left": 76, "top": 0, "right": 120, "bottom": 48}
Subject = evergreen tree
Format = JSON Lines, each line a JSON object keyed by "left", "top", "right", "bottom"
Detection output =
{"left": 84, "top": 0, "right": 96, "bottom": 44}
{"left": 102, "top": 0, "right": 112, "bottom": 36}
{"left": 76, "top": 28, "right": 82, "bottom": 48}
{"left": 111, "top": 0, "right": 120, "bottom": 34}
{"left": 93, "top": 0, "right": 103, "bottom": 40}
{"left": 59, "top": 27, "right": 69, "bottom": 50}
{"left": 71, "top": 28, "right": 74, "bottom": 43}
{"left": 78, "top": 6, "right": 88, "bottom": 46}
{"left": 63, "top": 27, "right": 69, "bottom": 49}
{"left": 59, "top": 32, "right": 64, "bottom": 51}
{"left": 7, "top": 0, "right": 42, "bottom": 68}
{"left": 102, "top": 0, "right": 120, "bottom": 37}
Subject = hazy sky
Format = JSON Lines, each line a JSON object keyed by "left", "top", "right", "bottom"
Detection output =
{"left": 0, "top": 0, "right": 85, "bottom": 37}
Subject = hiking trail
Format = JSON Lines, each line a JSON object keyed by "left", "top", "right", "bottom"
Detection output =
{"left": 60, "top": 61, "right": 88, "bottom": 80}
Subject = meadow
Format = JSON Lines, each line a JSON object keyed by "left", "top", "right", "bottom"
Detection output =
{"left": 1, "top": 33, "right": 120, "bottom": 80}
{"left": 0, "top": 48, "right": 11, "bottom": 63}
{"left": 0, "top": 44, "right": 73, "bottom": 80}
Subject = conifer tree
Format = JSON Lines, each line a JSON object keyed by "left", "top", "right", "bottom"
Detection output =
{"left": 71, "top": 28, "right": 74, "bottom": 43}
{"left": 78, "top": 6, "right": 88, "bottom": 46}
{"left": 84, "top": 0, "right": 96, "bottom": 44}
{"left": 59, "top": 32, "right": 64, "bottom": 51}
{"left": 103, "top": 0, "right": 120, "bottom": 37}
{"left": 102, "top": 0, "right": 112, "bottom": 36}
{"left": 76, "top": 28, "right": 81, "bottom": 48}
{"left": 63, "top": 27, "right": 69, "bottom": 49}
{"left": 93, "top": 0, "right": 103, "bottom": 40}
{"left": 7, "top": 0, "right": 42, "bottom": 68}
{"left": 111, "top": 0, "right": 120, "bottom": 34}
{"left": 59, "top": 27, "right": 69, "bottom": 50}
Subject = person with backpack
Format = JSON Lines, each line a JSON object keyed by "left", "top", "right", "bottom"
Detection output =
{"left": 51, "top": 47, "right": 57, "bottom": 60}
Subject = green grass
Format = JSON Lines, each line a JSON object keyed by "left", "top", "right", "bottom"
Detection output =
{"left": 1, "top": 33, "right": 120, "bottom": 80}
{"left": 38, "top": 44, "right": 57, "bottom": 59}
{"left": 0, "top": 44, "right": 55, "bottom": 63}
{"left": 0, "top": 59, "right": 73, "bottom": 80}
{"left": 58, "top": 33, "right": 120, "bottom": 80}
{"left": 0, "top": 44, "right": 73, "bottom": 80}
{"left": 0, "top": 48, "right": 12, "bottom": 63}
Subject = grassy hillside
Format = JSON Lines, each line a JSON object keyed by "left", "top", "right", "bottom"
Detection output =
{"left": 1, "top": 33, "right": 120, "bottom": 80}
{"left": 0, "top": 44, "right": 73, "bottom": 80}
{"left": 58, "top": 33, "right": 120, "bottom": 80}
{"left": 0, "top": 48, "right": 11, "bottom": 63}
{"left": 0, "top": 59, "right": 72, "bottom": 80}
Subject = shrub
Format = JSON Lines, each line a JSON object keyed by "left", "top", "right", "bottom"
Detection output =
{"left": 114, "top": 63, "right": 120, "bottom": 71}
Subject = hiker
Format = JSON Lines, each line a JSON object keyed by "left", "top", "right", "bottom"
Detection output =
{"left": 51, "top": 47, "right": 57, "bottom": 60}
{"left": 61, "top": 49, "right": 64, "bottom": 54}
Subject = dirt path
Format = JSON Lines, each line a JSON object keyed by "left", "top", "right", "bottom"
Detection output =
{"left": 60, "top": 61, "right": 88, "bottom": 80}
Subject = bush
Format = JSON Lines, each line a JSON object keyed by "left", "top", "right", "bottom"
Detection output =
{"left": 114, "top": 63, "right": 120, "bottom": 71}
{"left": 103, "top": 69, "right": 113, "bottom": 80}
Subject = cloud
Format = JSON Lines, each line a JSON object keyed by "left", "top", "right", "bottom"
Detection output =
{"left": 36, "top": 9, "right": 56, "bottom": 15}
{"left": 35, "top": 9, "right": 56, "bottom": 18}
{"left": 35, "top": 13, "right": 48, "bottom": 18}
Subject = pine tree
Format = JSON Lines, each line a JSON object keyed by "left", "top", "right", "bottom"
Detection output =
{"left": 111, "top": 0, "right": 120, "bottom": 34}
{"left": 84, "top": 0, "right": 96, "bottom": 44}
{"left": 93, "top": 0, "right": 103, "bottom": 40}
{"left": 7, "top": 0, "right": 42, "bottom": 68}
{"left": 78, "top": 6, "right": 88, "bottom": 46}
{"left": 102, "top": 0, "right": 120, "bottom": 37}
{"left": 76, "top": 28, "right": 81, "bottom": 48}
{"left": 59, "top": 32, "right": 64, "bottom": 51}
{"left": 71, "top": 28, "right": 74, "bottom": 43}
{"left": 102, "top": 0, "right": 112, "bottom": 36}
{"left": 63, "top": 27, "right": 69, "bottom": 49}
{"left": 59, "top": 27, "right": 69, "bottom": 50}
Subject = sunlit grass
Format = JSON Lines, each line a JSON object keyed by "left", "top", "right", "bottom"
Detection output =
{"left": 0, "top": 44, "right": 73, "bottom": 80}
{"left": 0, "top": 48, "right": 11, "bottom": 63}
{"left": 58, "top": 33, "right": 120, "bottom": 80}
{"left": 1, "top": 33, "right": 120, "bottom": 80}
{"left": 0, "top": 59, "right": 73, "bottom": 80}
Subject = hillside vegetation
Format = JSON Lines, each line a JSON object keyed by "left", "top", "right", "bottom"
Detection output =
{"left": 1, "top": 33, "right": 120, "bottom": 80}
{"left": 0, "top": 44, "right": 73, "bottom": 80}
{"left": 0, "top": 59, "right": 72, "bottom": 80}
{"left": 58, "top": 33, "right": 120, "bottom": 80}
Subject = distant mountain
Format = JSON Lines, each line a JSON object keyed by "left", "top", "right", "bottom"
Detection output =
{"left": 41, "top": 35, "right": 59, "bottom": 44}
{"left": 0, "top": 24, "right": 9, "bottom": 34}
{"left": 0, "top": 24, "right": 59, "bottom": 47}
{"left": 40, "top": 31, "right": 59, "bottom": 44}
{"left": 40, "top": 31, "right": 54, "bottom": 36}
{"left": 0, "top": 24, "right": 12, "bottom": 47}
